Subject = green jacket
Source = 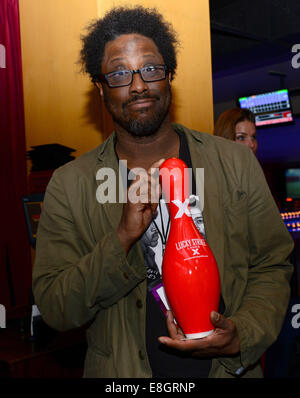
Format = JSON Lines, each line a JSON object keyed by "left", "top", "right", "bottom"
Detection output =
{"left": 33, "top": 124, "right": 294, "bottom": 378}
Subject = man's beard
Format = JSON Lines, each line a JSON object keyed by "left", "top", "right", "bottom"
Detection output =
{"left": 105, "top": 86, "right": 172, "bottom": 138}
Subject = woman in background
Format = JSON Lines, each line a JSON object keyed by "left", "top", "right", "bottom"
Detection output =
{"left": 214, "top": 108, "right": 258, "bottom": 155}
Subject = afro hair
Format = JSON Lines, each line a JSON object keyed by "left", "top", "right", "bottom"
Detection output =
{"left": 79, "top": 6, "right": 179, "bottom": 83}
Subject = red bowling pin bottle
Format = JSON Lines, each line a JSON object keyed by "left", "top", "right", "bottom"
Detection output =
{"left": 160, "top": 158, "right": 221, "bottom": 339}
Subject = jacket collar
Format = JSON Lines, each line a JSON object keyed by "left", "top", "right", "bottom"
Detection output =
{"left": 95, "top": 132, "right": 123, "bottom": 230}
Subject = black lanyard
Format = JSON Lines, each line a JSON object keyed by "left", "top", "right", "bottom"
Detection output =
{"left": 152, "top": 200, "right": 170, "bottom": 253}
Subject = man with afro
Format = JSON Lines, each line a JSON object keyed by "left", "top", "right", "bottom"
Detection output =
{"left": 33, "top": 6, "right": 293, "bottom": 378}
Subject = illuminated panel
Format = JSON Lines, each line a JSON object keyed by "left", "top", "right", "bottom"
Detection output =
{"left": 281, "top": 211, "right": 300, "bottom": 232}
{"left": 239, "top": 89, "right": 293, "bottom": 127}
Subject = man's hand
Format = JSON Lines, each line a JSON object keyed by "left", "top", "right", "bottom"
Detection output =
{"left": 158, "top": 310, "right": 240, "bottom": 357}
{"left": 117, "top": 158, "right": 165, "bottom": 255}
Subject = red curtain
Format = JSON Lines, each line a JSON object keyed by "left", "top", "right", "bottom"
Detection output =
{"left": 0, "top": 0, "right": 32, "bottom": 315}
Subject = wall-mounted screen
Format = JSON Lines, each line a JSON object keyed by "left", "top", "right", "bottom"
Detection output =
{"left": 238, "top": 89, "right": 293, "bottom": 127}
{"left": 286, "top": 168, "right": 300, "bottom": 199}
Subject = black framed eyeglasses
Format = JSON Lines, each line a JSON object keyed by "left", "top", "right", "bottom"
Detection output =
{"left": 97, "top": 64, "right": 168, "bottom": 88}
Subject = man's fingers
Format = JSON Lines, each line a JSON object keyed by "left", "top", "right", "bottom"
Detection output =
{"left": 127, "top": 159, "right": 164, "bottom": 205}
{"left": 150, "top": 158, "right": 165, "bottom": 170}
{"left": 158, "top": 333, "right": 206, "bottom": 352}
{"left": 149, "top": 159, "right": 164, "bottom": 204}
{"left": 159, "top": 311, "right": 240, "bottom": 356}
{"left": 158, "top": 311, "right": 186, "bottom": 347}
{"left": 210, "top": 311, "right": 231, "bottom": 330}
{"left": 166, "top": 312, "right": 177, "bottom": 336}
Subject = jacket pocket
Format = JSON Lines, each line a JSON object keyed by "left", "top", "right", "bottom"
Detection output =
{"left": 83, "top": 346, "right": 116, "bottom": 378}
{"left": 223, "top": 189, "right": 248, "bottom": 239}
{"left": 86, "top": 309, "right": 113, "bottom": 357}
{"left": 223, "top": 188, "right": 247, "bottom": 212}
{"left": 222, "top": 188, "right": 249, "bottom": 315}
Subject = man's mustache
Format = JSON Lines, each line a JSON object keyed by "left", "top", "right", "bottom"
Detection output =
{"left": 123, "top": 94, "right": 160, "bottom": 108}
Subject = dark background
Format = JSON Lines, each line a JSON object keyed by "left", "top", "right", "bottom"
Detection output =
{"left": 210, "top": 0, "right": 300, "bottom": 208}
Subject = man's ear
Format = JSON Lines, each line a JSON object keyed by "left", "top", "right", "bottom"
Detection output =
{"left": 95, "top": 82, "right": 104, "bottom": 97}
